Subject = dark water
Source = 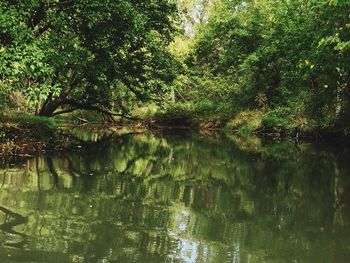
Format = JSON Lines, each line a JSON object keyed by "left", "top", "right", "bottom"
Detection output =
{"left": 0, "top": 132, "right": 350, "bottom": 262}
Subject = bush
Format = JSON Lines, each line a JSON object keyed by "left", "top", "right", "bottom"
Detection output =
{"left": 226, "top": 110, "right": 263, "bottom": 136}
{"left": 154, "top": 102, "right": 196, "bottom": 125}
{"left": 132, "top": 104, "right": 159, "bottom": 120}
{"left": 261, "top": 108, "right": 294, "bottom": 130}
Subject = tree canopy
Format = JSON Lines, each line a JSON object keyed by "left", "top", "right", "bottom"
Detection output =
{"left": 169, "top": 0, "right": 350, "bottom": 132}
{"left": 1, "top": 0, "right": 350, "bottom": 134}
{"left": 0, "top": 0, "right": 179, "bottom": 117}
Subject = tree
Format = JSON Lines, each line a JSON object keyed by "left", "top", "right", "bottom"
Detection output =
{"left": 186, "top": 0, "right": 350, "bottom": 128}
{"left": 0, "top": 0, "right": 180, "bottom": 117}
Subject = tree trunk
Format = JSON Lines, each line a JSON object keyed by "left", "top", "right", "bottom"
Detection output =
{"left": 37, "top": 100, "right": 63, "bottom": 117}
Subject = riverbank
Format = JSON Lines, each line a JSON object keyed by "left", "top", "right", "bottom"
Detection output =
{"left": 1, "top": 111, "right": 349, "bottom": 157}
{"left": 0, "top": 115, "right": 59, "bottom": 156}
{"left": 0, "top": 112, "right": 218, "bottom": 157}
{"left": 0, "top": 115, "right": 149, "bottom": 157}
{"left": 151, "top": 109, "right": 350, "bottom": 143}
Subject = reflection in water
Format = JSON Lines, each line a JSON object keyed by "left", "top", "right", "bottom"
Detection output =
{"left": 0, "top": 207, "right": 27, "bottom": 249}
{"left": 0, "top": 133, "right": 349, "bottom": 262}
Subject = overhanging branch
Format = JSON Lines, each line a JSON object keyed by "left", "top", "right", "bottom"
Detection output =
{"left": 52, "top": 100, "right": 140, "bottom": 120}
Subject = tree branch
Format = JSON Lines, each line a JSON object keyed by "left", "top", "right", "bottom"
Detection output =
{"left": 51, "top": 107, "right": 79, "bottom": 116}
{"left": 51, "top": 100, "right": 140, "bottom": 120}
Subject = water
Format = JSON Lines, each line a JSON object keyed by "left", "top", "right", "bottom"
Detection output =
{"left": 0, "top": 132, "right": 349, "bottom": 262}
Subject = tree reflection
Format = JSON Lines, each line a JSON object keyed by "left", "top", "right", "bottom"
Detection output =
{"left": 0, "top": 207, "right": 27, "bottom": 249}
{"left": 0, "top": 133, "right": 349, "bottom": 262}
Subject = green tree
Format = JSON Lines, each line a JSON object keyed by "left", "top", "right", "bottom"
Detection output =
{"left": 184, "top": 0, "right": 349, "bottom": 129}
{"left": 0, "top": 0, "right": 180, "bottom": 117}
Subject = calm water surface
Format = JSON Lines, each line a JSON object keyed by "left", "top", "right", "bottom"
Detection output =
{"left": 0, "top": 132, "right": 349, "bottom": 262}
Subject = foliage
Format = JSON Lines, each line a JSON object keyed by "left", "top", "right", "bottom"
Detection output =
{"left": 261, "top": 108, "right": 295, "bottom": 131}
{"left": 171, "top": 0, "right": 350, "bottom": 133}
{"left": 131, "top": 104, "right": 159, "bottom": 121}
{"left": 225, "top": 110, "right": 263, "bottom": 136}
{"left": 0, "top": 0, "right": 180, "bottom": 117}
{"left": 154, "top": 102, "right": 196, "bottom": 125}
{"left": 1, "top": 0, "right": 349, "bottom": 136}
{"left": 0, "top": 113, "right": 58, "bottom": 129}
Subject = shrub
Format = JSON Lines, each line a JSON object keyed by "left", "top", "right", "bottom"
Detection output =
{"left": 261, "top": 108, "right": 294, "bottom": 131}
{"left": 226, "top": 110, "right": 263, "bottom": 136}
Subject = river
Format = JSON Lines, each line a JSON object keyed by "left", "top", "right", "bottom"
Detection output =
{"left": 0, "top": 131, "right": 349, "bottom": 262}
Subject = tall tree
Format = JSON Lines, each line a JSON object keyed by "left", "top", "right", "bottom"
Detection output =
{"left": 0, "top": 0, "right": 180, "bottom": 117}
{"left": 189, "top": 0, "right": 350, "bottom": 127}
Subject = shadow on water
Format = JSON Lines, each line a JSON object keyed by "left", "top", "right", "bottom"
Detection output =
{"left": 0, "top": 131, "right": 349, "bottom": 262}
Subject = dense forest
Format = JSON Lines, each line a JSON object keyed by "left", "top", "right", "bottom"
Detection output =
{"left": 0, "top": 0, "right": 349, "bottom": 137}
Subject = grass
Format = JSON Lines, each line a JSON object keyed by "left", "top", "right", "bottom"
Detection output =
{"left": 0, "top": 113, "right": 59, "bottom": 129}
{"left": 0, "top": 113, "right": 59, "bottom": 146}
{"left": 132, "top": 104, "right": 159, "bottom": 120}
{"left": 225, "top": 110, "right": 264, "bottom": 137}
